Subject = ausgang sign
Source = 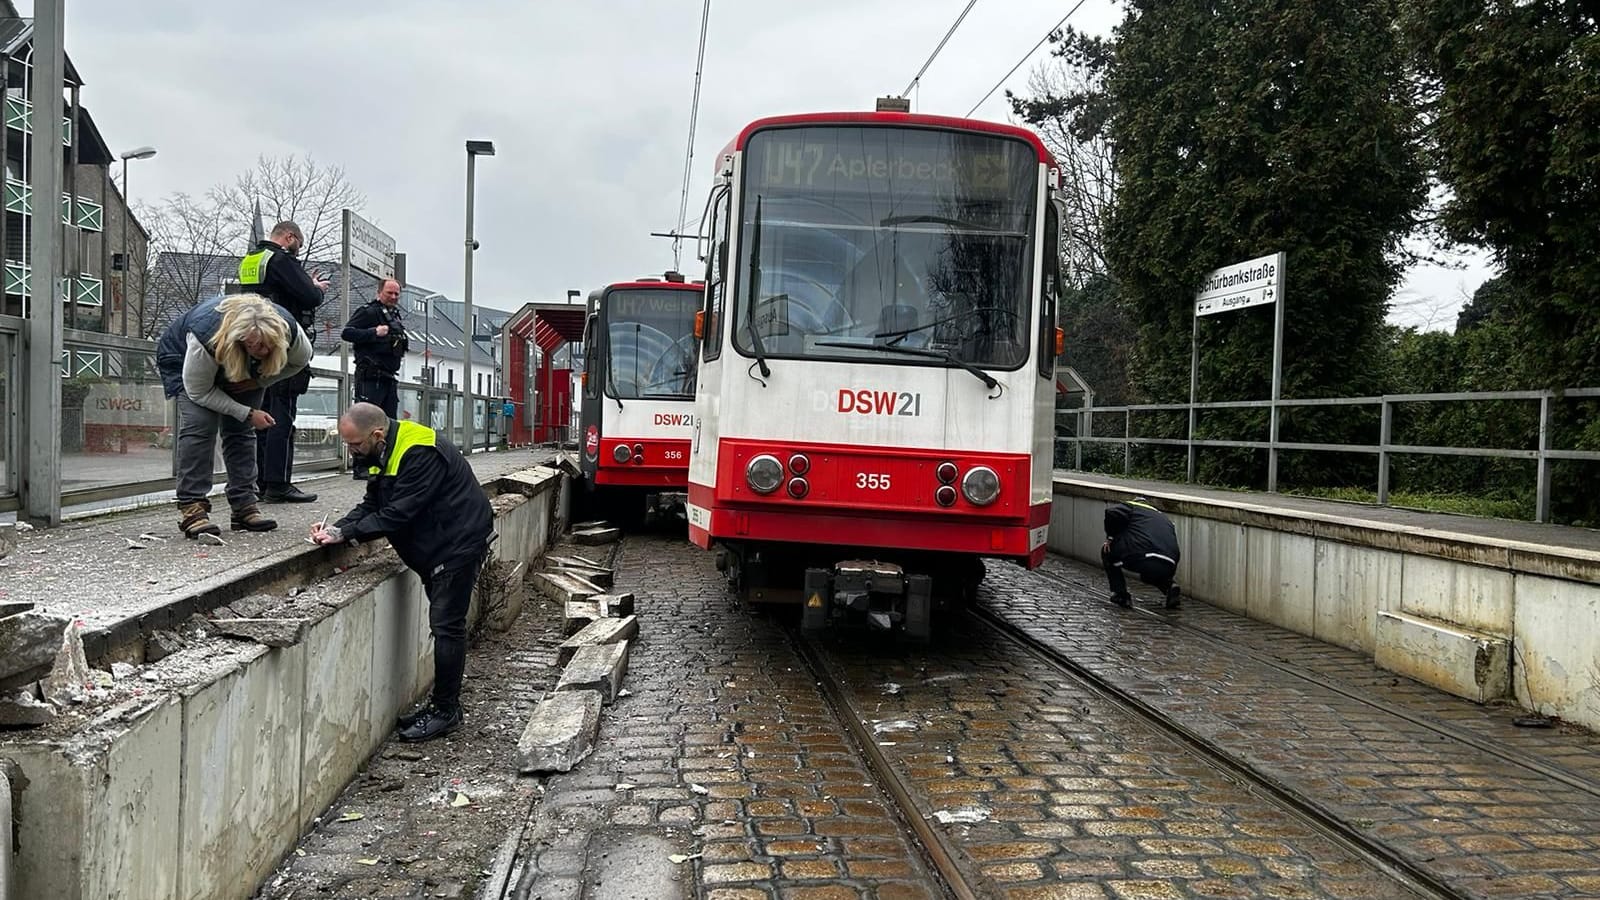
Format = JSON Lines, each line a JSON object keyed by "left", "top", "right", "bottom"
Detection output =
{"left": 1194, "top": 252, "right": 1284, "bottom": 317}
{"left": 346, "top": 210, "right": 396, "bottom": 280}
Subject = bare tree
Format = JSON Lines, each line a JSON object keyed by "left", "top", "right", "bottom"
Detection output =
{"left": 1017, "top": 62, "right": 1118, "bottom": 289}
{"left": 137, "top": 191, "right": 242, "bottom": 338}
{"left": 223, "top": 154, "right": 366, "bottom": 263}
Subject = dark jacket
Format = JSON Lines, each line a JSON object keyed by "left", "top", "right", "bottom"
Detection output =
{"left": 155, "top": 294, "right": 302, "bottom": 398}
{"left": 333, "top": 419, "right": 494, "bottom": 576}
{"left": 1104, "top": 500, "right": 1180, "bottom": 566}
{"left": 239, "top": 240, "right": 325, "bottom": 342}
{"left": 342, "top": 300, "right": 409, "bottom": 376}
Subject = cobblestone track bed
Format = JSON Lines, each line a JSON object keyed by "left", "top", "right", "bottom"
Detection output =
{"left": 512, "top": 531, "right": 942, "bottom": 900}
{"left": 1037, "top": 558, "right": 1600, "bottom": 798}
{"left": 983, "top": 555, "right": 1600, "bottom": 899}
{"left": 806, "top": 610, "right": 1420, "bottom": 900}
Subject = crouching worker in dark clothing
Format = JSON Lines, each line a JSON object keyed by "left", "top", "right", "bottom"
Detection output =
{"left": 311, "top": 402, "right": 494, "bottom": 741}
{"left": 1102, "top": 498, "right": 1182, "bottom": 609}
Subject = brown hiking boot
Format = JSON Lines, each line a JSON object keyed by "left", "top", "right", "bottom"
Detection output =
{"left": 177, "top": 499, "right": 222, "bottom": 540}
{"left": 230, "top": 504, "right": 278, "bottom": 532}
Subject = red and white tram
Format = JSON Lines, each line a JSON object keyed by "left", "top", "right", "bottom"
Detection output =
{"left": 686, "top": 103, "right": 1064, "bottom": 637}
{"left": 577, "top": 274, "right": 703, "bottom": 525}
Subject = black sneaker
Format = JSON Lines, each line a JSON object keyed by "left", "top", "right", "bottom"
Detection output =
{"left": 1165, "top": 585, "right": 1182, "bottom": 609}
{"left": 262, "top": 482, "right": 318, "bottom": 504}
{"left": 1109, "top": 592, "right": 1132, "bottom": 608}
{"left": 398, "top": 706, "right": 462, "bottom": 743}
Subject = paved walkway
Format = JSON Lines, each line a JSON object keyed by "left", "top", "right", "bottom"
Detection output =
{"left": 1058, "top": 472, "right": 1600, "bottom": 554}
{"left": 0, "top": 450, "right": 546, "bottom": 633}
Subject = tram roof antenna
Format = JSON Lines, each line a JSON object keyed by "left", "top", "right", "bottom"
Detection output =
{"left": 903, "top": 0, "right": 980, "bottom": 102}
{"left": 673, "top": 0, "right": 715, "bottom": 274}
{"left": 964, "top": 0, "right": 1090, "bottom": 118}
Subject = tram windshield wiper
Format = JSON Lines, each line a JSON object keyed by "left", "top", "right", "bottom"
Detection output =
{"left": 879, "top": 213, "right": 1013, "bottom": 234}
{"left": 744, "top": 196, "right": 772, "bottom": 379}
{"left": 812, "top": 340, "right": 999, "bottom": 392}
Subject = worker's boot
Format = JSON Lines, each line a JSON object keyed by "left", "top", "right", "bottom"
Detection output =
{"left": 398, "top": 705, "right": 463, "bottom": 743}
{"left": 177, "top": 499, "right": 222, "bottom": 540}
{"left": 1164, "top": 584, "right": 1183, "bottom": 610}
{"left": 230, "top": 504, "right": 278, "bottom": 532}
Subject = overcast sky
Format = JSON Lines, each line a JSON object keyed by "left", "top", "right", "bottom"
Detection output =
{"left": 36, "top": 0, "right": 1489, "bottom": 328}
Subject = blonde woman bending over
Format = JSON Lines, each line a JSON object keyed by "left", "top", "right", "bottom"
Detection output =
{"left": 155, "top": 293, "right": 312, "bottom": 538}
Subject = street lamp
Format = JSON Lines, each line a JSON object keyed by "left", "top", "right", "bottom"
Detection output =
{"left": 566, "top": 289, "right": 580, "bottom": 306}
{"left": 463, "top": 139, "right": 494, "bottom": 450}
{"left": 415, "top": 290, "right": 445, "bottom": 386}
{"left": 118, "top": 145, "right": 156, "bottom": 336}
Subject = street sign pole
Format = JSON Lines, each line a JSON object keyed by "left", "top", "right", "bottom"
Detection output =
{"left": 1190, "top": 251, "right": 1286, "bottom": 492}
{"left": 339, "top": 209, "right": 352, "bottom": 399}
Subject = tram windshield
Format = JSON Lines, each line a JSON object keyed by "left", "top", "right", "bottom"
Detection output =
{"left": 732, "top": 125, "right": 1038, "bottom": 371}
{"left": 605, "top": 288, "right": 700, "bottom": 398}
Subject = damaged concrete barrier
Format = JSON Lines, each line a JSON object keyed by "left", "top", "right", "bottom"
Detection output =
{"left": 532, "top": 570, "right": 605, "bottom": 606}
{"left": 555, "top": 641, "right": 629, "bottom": 704}
{"left": 563, "top": 600, "right": 601, "bottom": 636}
{"left": 214, "top": 618, "right": 307, "bottom": 648}
{"left": 517, "top": 690, "right": 603, "bottom": 774}
{"left": 571, "top": 524, "right": 622, "bottom": 546}
{"left": 593, "top": 592, "right": 635, "bottom": 617}
{"left": 557, "top": 615, "right": 639, "bottom": 666}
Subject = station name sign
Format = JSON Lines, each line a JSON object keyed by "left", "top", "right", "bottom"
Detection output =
{"left": 1194, "top": 252, "right": 1284, "bottom": 317}
{"left": 346, "top": 210, "right": 396, "bottom": 280}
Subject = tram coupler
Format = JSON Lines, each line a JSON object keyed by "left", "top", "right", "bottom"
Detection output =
{"left": 801, "top": 561, "right": 932, "bottom": 641}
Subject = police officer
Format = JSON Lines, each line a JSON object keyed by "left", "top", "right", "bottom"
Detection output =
{"left": 310, "top": 402, "right": 494, "bottom": 742}
{"left": 239, "top": 220, "right": 328, "bottom": 503}
{"left": 342, "top": 278, "right": 408, "bottom": 418}
{"left": 1102, "top": 497, "right": 1183, "bottom": 609}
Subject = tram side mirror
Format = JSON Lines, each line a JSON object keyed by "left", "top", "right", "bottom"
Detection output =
{"left": 1055, "top": 327, "right": 1065, "bottom": 357}
{"left": 694, "top": 310, "right": 705, "bottom": 340}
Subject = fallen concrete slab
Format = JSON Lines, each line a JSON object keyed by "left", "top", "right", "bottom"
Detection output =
{"left": 572, "top": 526, "right": 622, "bottom": 546}
{"left": 531, "top": 571, "right": 602, "bottom": 606}
{"left": 557, "top": 615, "right": 639, "bottom": 666}
{"left": 213, "top": 618, "right": 307, "bottom": 648}
{"left": 0, "top": 689, "right": 53, "bottom": 727}
{"left": 517, "top": 689, "right": 602, "bottom": 774}
{"left": 593, "top": 592, "right": 635, "bottom": 618}
{"left": 564, "top": 601, "right": 601, "bottom": 636}
{"left": 546, "top": 557, "right": 614, "bottom": 588}
{"left": 555, "top": 641, "right": 629, "bottom": 704}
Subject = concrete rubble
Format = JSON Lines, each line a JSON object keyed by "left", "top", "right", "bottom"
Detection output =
{"left": 213, "top": 617, "right": 307, "bottom": 648}
{"left": 0, "top": 687, "right": 53, "bottom": 726}
{"left": 0, "top": 608, "right": 70, "bottom": 689}
{"left": 563, "top": 600, "right": 602, "bottom": 635}
{"left": 555, "top": 641, "right": 629, "bottom": 704}
{"left": 143, "top": 630, "right": 184, "bottom": 663}
{"left": 557, "top": 615, "right": 638, "bottom": 666}
{"left": 572, "top": 525, "right": 622, "bottom": 546}
{"left": 593, "top": 592, "right": 635, "bottom": 617}
{"left": 40, "top": 623, "right": 90, "bottom": 706}
{"left": 517, "top": 689, "right": 603, "bottom": 774}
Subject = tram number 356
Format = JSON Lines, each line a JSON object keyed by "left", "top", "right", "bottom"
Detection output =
{"left": 664, "top": 450, "right": 684, "bottom": 461}
{"left": 855, "top": 473, "right": 892, "bottom": 490}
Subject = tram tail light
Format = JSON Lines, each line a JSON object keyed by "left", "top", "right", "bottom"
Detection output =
{"left": 694, "top": 310, "right": 705, "bottom": 339}
{"left": 1055, "top": 327, "right": 1065, "bottom": 357}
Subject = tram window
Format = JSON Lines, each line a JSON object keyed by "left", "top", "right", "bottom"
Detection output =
{"left": 703, "top": 187, "right": 730, "bottom": 361}
{"left": 1039, "top": 203, "right": 1061, "bottom": 378}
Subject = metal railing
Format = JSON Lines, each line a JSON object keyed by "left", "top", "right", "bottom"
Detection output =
{"left": 1057, "top": 388, "right": 1600, "bottom": 523}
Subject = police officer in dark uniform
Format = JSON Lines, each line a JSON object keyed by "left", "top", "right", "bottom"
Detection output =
{"left": 239, "top": 220, "right": 327, "bottom": 503}
{"left": 1102, "top": 497, "right": 1183, "bottom": 609}
{"left": 342, "top": 278, "right": 408, "bottom": 418}
{"left": 311, "top": 402, "right": 494, "bottom": 742}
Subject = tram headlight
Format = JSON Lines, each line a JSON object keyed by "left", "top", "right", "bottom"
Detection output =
{"left": 612, "top": 444, "right": 631, "bottom": 464}
{"left": 632, "top": 443, "right": 645, "bottom": 464}
{"left": 961, "top": 466, "right": 1001, "bottom": 507}
{"left": 746, "top": 454, "right": 784, "bottom": 494}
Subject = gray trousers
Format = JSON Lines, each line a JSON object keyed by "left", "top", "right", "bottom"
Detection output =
{"left": 176, "top": 390, "right": 263, "bottom": 508}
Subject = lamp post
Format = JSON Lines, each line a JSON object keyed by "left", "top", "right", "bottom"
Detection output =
{"left": 463, "top": 139, "right": 494, "bottom": 450}
{"left": 117, "top": 145, "right": 156, "bottom": 337}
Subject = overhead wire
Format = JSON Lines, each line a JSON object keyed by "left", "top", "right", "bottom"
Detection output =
{"left": 904, "top": 0, "right": 980, "bottom": 100}
{"left": 672, "top": 0, "right": 714, "bottom": 271}
{"left": 964, "top": 0, "right": 1090, "bottom": 118}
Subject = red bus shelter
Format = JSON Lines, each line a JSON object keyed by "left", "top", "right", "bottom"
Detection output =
{"left": 502, "top": 302, "right": 587, "bottom": 446}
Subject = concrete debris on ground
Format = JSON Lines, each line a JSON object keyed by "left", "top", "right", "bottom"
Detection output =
{"left": 554, "top": 641, "right": 629, "bottom": 704}
{"left": 0, "top": 609, "right": 70, "bottom": 689}
{"left": 516, "top": 689, "right": 603, "bottom": 774}
{"left": 571, "top": 525, "right": 622, "bottom": 546}
{"left": 532, "top": 570, "right": 603, "bottom": 606}
{"left": 41, "top": 621, "right": 90, "bottom": 705}
{"left": 563, "top": 600, "right": 601, "bottom": 635}
{"left": 144, "top": 629, "right": 184, "bottom": 663}
{"left": 593, "top": 592, "right": 635, "bottom": 617}
{"left": 546, "top": 556, "right": 614, "bottom": 588}
{"left": 213, "top": 617, "right": 307, "bottom": 648}
{"left": 557, "top": 615, "right": 638, "bottom": 666}
{"left": 0, "top": 687, "right": 54, "bottom": 726}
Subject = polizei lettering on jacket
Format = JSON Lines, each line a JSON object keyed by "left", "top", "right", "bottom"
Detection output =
{"left": 837, "top": 389, "right": 922, "bottom": 417}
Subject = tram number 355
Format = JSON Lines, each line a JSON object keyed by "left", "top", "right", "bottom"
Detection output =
{"left": 855, "top": 473, "right": 892, "bottom": 490}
